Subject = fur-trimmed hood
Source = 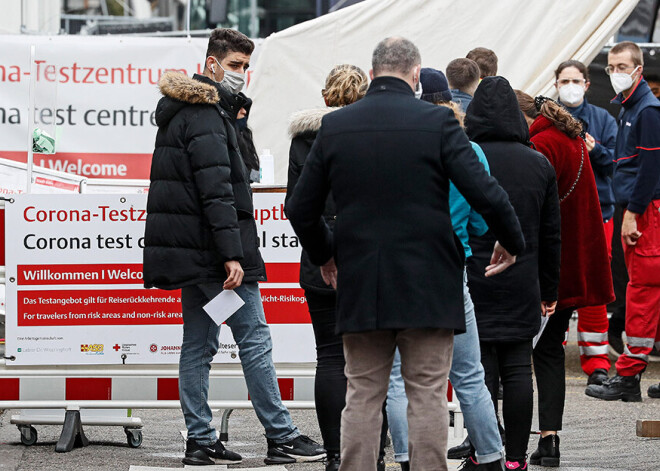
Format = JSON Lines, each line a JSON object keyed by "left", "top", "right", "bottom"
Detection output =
{"left": 288, "top": 107, "right": 339, "bottom": 138}
{"left": 159, "top": 71, "right": 219, "bottom": 104}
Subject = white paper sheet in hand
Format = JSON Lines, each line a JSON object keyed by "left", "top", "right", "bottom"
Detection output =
{"left": 533, "top": 315, "right": 550, "bottom": 349}
{"left": 203, "top": 289, "right": 245, "bottom": 326}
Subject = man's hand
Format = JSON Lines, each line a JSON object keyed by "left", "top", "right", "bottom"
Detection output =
{"left": 223, "top": 260, "right": 244, "bottom": 290}
{"left": 485, "top": 241, "right": 517, "bottom": 277}
{"left": 320, "top": 257, "right": 338, "bottom": 290}
{"left": 584, "top": 133, "right": 596, "bottom": 153}
{"left": 622, "top": 210, "right": 642, "bottom": 246}
{"left": 541, "top": 300, "right": 557, "bottom": 317}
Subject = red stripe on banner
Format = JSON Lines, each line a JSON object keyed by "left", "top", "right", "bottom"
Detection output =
{"left": 0, "top": 151, "right": 152, "bottom": 180}
{"left": 261, "top": 288, "right": 310, "bottom": 324}
{"left": 66, "top": 378, "right": 112, "bottom": 400}
{"left": 0, "top": 208, "right": 4, "bottom": 266}
{"left": 17, "top": 289, "right": 182, "bottom": 326}
{"left": 264, "top": 263, "right": 301, "bottom": 283}
{"left": 33, "top": 176, "right": 80, "bottom": 192}
{"left": 18, "top": 264, "right": 145, "bottom": 286}
{"left": 0, "top": 378, "right": 20, "bottom": 400}
{"left": 249, "top": 378, "right": 294, "bottom": 401}
{"left": 157, "top": 378, "right": 180, "bottom": 400}
{"left": 278, "top": 378, "right": 294, "bottom": 401}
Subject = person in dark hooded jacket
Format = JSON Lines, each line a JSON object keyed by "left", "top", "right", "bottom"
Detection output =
{"left": 143, "top": 28, "right": 324, "bottom": 467}
{"left": 464, "top": 76, "right": 561, "bottom": 470}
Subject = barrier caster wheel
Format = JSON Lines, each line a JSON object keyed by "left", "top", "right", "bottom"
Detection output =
{"left": 125, "top": 428, "right": 142, "bottom": 448}
{"left": 20, "top": 426, "right": 38, "bottom": 446}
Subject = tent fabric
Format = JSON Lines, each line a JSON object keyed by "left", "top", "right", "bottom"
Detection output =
{"left": 247, "top": 0, "right": 640, "bottom": 184}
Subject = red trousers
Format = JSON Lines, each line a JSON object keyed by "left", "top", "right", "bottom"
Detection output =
{"left": 575, "top": 218, "right": 614, "bottom": 375}
{"left": 616, "top": 200, "right": 660, "bottom": 376}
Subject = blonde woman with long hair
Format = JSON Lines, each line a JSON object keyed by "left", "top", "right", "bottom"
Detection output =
{"left": 285, "top": 64, "right": 389, "bottom": 471}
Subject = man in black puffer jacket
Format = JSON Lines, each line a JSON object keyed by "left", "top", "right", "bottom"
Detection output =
{"left": 143, "top": 28, "right": 324, "bottom": 467}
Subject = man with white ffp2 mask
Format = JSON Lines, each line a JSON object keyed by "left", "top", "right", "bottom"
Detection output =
{"left": 554, "top": 59, "right": 618, "bottom": 389}
{"left": 585, "top": 41, "right": 660, "bottom": 403}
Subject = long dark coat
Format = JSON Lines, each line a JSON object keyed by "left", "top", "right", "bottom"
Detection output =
{"left": 143, "top": 72, "right": 266, "bottom": 290}
{"left": 465, "top": 76, "right": 562, "bottom": 342}
{"left": 286, "top": 76, "right": 525, "bottom": 334}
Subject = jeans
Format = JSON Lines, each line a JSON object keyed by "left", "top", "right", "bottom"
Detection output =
{"left": 480, "top": 340, "right": 533, "bottom": 462}
{"left": 341, "top": 328, "right": 453, "bottom": 471}
{"left": 386, "top": 272, "right": 504, "bottom": 464}
{"left": 179, "top": 281, "right": 299, "bottom": 444}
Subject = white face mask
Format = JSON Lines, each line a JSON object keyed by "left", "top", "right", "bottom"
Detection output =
{"left": 414, "top": 69, "right": 423, "bottom": 99}
{"left": 210, "top": 57, "right": 246, "bottom": 95}
{"left": 558, "top": 83, "right": 585, "bottom": 106}
{"left": 610, "top": 66, "right": 640, "bottom": 95}
{"left": 415, "top": 81, "right": 423, "bottom": 100}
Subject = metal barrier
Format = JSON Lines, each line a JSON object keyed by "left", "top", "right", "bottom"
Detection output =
{"left": 0, "top": 168, "right": 464, "bottom": 453}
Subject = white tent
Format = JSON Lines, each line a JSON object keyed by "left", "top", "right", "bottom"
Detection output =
{"left": 247, "top": 0, "right": 639, "bottom": 184}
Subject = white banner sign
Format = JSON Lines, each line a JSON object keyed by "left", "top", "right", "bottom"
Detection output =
{"left": 0, "top": 35, "right": 261, "bottom": 180}
{"left": 4, "top": 192, "right": 313, "bottom": 365}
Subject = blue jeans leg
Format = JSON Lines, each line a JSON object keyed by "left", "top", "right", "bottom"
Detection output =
{"left": 179, "top": 282, "right": 299, "bottom": 445}
{"left": 222, "top": 282, "right": 299, "bottom": 443}
{"left": 449, "top": 274, "right": 504, "bottom": 463}
{"left": 179, "top": 284, "right": 222, "bottom": 445}
{"left": 386, "top": 349, "right": 409, "bottom": 463}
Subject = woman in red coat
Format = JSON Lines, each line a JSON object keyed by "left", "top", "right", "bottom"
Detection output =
{"left": 516, "top": 92, "right": 614, "bottom": 467}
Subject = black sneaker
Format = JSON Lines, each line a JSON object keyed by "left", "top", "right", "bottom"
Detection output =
{"left": 458, "top": 456, "right": 505, "bottom": 470}
{"left": 529, "top": 434, "right": 560, "bottom": 467}
{"left": 648, "top": 383, "right": 660, "bottom": 398}
{"left": 264, "top": 434, "right": 326, "bottom": 464}
{"left": 182, "top": 438, "right": 242, "bottom": 466}
{"left": 585, "top": 374, "right": 642, "bottom": 402}
{"left": 587, "top": 368, "right": 609, "bottom": 386}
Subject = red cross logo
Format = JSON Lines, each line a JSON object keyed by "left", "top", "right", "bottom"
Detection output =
{"left": 113, "top": 344, "right": 121, "bottom": 351}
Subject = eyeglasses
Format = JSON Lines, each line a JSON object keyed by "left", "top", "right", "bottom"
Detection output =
{"left": 605, "top": 65, "right": 637, "bottom": 75}
{"left": 557, "top": 78, "right": 586, "bottom": 86}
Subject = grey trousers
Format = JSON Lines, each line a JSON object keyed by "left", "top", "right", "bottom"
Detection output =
{"left": 339, "top": 328, "right": 454, "bottom": 471}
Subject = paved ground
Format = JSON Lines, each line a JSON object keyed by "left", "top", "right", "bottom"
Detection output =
{"left": 0, "top": 321, "right": 659, "bottom": 471}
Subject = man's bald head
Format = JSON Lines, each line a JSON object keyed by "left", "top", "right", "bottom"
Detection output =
{"left": 372, "top": 37, "right": 421, "bottom": 77}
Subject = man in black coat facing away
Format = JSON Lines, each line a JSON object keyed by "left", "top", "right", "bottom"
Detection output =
{"left": 286, "top": 37, "right": 526, "bottom": 471}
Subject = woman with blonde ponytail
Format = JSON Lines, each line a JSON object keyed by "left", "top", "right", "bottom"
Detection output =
{"left": 286, "top": 65, "right": 389, "bottom": 471}
{"left": 516, "top": 91, "right": 614, "bottom": 467}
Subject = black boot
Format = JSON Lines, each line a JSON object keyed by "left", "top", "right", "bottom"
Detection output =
{"left": 448, "top": 435, "right": 473, "bottom": 459}
{"left": 648, "top": 383, "right": 660, "bottom": 399}
{"left": 587, "top": 368, "right": 609, "bottom": 386}
{"left": 325, "top": 452, "right": 340, "bottom": 471}
{"left": 585, "top": 374, "right": 642, "bottom": 402}
{"left": 530, "top": 434, "right": 560, "bottom": 467}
